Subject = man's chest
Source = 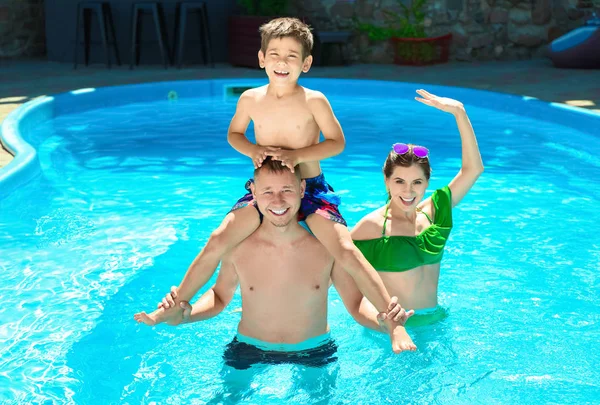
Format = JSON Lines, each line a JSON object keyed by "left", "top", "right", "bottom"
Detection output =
{"left": 238, "top": 255, "right": 330, "bottom": 287}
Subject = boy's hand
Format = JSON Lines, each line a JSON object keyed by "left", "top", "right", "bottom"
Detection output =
{"left": 265, "top": 149, "right": 299, "bottom": 173}
{"left": 415, "top": 89, "right": 465, "bottom": 116}
{"left": 252, "top": 145, "right": 281, "bottom": 169}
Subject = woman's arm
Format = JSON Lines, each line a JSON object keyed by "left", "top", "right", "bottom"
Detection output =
{"left": 415, "top": 89, "right": 484, "bottom": 207}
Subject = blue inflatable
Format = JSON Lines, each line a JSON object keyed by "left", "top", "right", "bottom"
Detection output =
{"left": 548, "top": 14, "right": 600, "bottom": 69}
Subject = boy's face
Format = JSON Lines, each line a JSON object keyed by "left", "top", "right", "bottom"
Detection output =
{"left": 258, "top": 37, "right": 312, "bottom": 85}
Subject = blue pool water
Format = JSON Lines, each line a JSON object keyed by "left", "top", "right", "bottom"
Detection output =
{"left": 1, "top": 79, "right": 599, "bottom": 404}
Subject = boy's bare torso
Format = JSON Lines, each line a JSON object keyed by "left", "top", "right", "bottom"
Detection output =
{"left": 247, "top": 85, "right": 323, "bottom": 179}
{"left": 231, "top": 224, "right": 334, "bottom": 344}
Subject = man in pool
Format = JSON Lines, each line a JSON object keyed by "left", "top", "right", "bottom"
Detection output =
{"left": 134, "top": 158, "right": 414, "bottom": 368}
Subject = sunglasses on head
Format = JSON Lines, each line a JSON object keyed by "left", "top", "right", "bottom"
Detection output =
{"left": 392, "top": 143, "right": 429, "bottom": 158}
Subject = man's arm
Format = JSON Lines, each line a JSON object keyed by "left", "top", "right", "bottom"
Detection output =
{"left": 134, "top": 255, "right": 239, "bottom": 326}
{"left": 182, "top": 255, "right": 239, "bottom": 323}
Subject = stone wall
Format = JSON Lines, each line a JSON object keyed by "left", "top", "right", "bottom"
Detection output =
{"left": 290, "top": 0, "right": 598, "bottom": 61}
{"left": 0, "top": 0, "right": 595, "bottom": 62}
{"left": 0, "top": 0, "right": 46, "bottom": 58}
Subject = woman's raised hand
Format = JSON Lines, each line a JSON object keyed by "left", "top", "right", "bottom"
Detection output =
{"left": 415, "top": 89, "right": 465, "bottom": 116}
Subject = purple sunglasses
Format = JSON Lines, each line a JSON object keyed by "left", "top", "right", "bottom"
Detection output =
{"left": 392, "top": 143, "right": 429, "bottom": 158}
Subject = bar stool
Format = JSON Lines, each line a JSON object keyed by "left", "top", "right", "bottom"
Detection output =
{"left": 130, "top": 2, "right": 170, "bottom": 69}
{"left": 73, "top": 1, "right": 121, "bottom": 69}
{"left": 173, "top": 1, "right": 214, "bottom": 68}
{"left": 314, "top": 31, "right": 352, "bottom": 66}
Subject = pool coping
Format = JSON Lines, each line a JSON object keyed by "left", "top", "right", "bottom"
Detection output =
{"left": 1, "top": 78, "right": 599, "bottom": 199}
{"left": 0, "top": 95, "right": 53, "bottom": 197}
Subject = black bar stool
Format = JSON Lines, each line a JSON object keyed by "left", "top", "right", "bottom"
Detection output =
{"left": 130, "top": 2, "right": 170, "bottom": 69}
{"left": 73, "top": 1, "right": 120, "bottom": 69}
{"left": 315, "top": 31, "right": 352, "bottom": 66}
{"left": 174, "top": 2, "right": 214, "bottom": 68}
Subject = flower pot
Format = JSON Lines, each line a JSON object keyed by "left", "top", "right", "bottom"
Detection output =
{"left": 391, "top": 33, "right": 452, "bottom": 66}
{"left": 228, "top": 15, "right": 272, "bottom": 68}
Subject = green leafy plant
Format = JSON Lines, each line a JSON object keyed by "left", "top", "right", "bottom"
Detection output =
{"left": 354, "top": 0, "right": 427, "bottom": 40}
{"left": 237, "top": 0, "right": 289, "bottom": 16}
{"left": 395, "top": 41, "right": 436, "bottom": 63}
{"left": 353, "top": 0, "right": 452, "bottom": 64}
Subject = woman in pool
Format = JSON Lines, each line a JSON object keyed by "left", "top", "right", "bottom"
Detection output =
{"left": 352, "top": 89, "right": 484, "bottom": 325}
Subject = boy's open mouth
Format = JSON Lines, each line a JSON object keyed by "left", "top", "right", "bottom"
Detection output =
{"left": 274, "top": 70, "right": 289, "bottom": 77}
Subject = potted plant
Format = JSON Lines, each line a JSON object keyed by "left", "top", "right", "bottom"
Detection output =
{"left": 228, "top": 0, "right": 289, "bottom": 68}
{"left": 354, "top": 0, "right": 452, "bottom": 65}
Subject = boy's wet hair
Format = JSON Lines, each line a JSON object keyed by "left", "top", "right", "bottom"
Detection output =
{"left": 255, "top": 156, "right": 301, "bottom": 181}
{"left": 259, "top": 17, "right": 313, "bottom": 59}
{"left": 383, "top": 145, "right": 432, "bottom": 180}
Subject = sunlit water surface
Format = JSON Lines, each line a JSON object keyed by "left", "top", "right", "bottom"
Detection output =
{"left": 1, "top": 82, "right": 599, "bottom": 404}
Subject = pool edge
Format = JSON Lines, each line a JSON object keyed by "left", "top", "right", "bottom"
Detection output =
{"left": 1, "top": 78, "right": 599, "bottom": 200}
{"left": 0, "top": 96, "right": 53, "bottom": 198}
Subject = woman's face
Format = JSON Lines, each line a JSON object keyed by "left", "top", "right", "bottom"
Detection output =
{"left": 385, "top": 164, "right": 429, "bottom": 212}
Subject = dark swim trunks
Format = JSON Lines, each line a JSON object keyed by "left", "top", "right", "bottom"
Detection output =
{"left": 223, "top": 333, "right": 338, "bottom": 370}
{"left": 229, "top": 173, "right": 347, "bottom": 226}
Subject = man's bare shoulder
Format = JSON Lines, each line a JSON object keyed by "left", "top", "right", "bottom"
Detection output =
{"left": 227, "top": 230, "right": 260, "bottom": 260}
{"left": 228, "top": 228, "right": 279, "bottom": 257}
{"left": 351, "top": 207, "right": 386, "bottom": 240}
{"left": 296, "top": 230, "right": 330, "bottom": 254}
{"left": 293, "top": 231, "right": 335, "bottom": 268}
{"left": 232, "top": 227, "right": 331, "bottom": 261}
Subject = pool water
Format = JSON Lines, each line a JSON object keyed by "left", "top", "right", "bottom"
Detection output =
{"left": 1, "top": 80, "right": 599, "bottom": 404}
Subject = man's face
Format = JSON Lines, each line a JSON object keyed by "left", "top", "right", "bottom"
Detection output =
{"left": 252, "top": 169, "right": 305, "bottom": 228}
{"left": 258, "top": 37, "right": 312, "bottom": 85}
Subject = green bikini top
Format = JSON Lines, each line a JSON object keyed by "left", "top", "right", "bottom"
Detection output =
{"left": 354, "top": 186, "right": 453, "bottom": 272}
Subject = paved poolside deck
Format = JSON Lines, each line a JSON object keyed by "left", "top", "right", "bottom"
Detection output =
{"left": 1, "top": 57, "right": 599, "bottom": 169}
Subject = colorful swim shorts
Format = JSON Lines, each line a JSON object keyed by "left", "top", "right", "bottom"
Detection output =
{"left": 229, "top": 173, "right": 346, "bottom": 226}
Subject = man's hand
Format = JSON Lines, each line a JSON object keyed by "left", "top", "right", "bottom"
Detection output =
{"left": 264, "top": 149, "right": 299, "bottom": 173}
{"left": 158, "top": 286, "right": 179, "bottom": 309}
{"left": 134, "top": 301, "right": 192, "bottom": 326}
{"left": 252, "top": 145, "right": 281, "bottom": 169}
{"left": 377, "top": 297, "right": 417, "bottom": 352}
{"left": 135, "top": 285, "right": 192, "bottom": 327}
{"left": 376, "top": 296, "right": 414, "bottom": 332}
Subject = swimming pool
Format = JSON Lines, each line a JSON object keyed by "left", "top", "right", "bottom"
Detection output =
{"left": 1, "top": 79, "right": 599, "bottom": 404}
